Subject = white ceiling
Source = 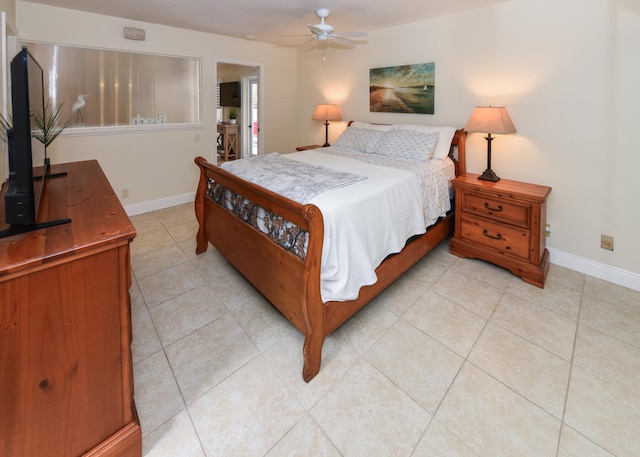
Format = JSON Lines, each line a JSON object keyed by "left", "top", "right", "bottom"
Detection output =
{"left": 25, "top": 0, "right": 508, "bottom": 46}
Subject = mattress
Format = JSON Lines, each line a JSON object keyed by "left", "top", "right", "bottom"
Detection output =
{"left": 216, "top": 147, "right": 455, "bottom": 302}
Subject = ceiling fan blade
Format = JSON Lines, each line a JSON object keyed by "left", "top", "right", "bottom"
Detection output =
{"left": 279, "top": 33, "right": 312, "bottom": 37}
{"left": 302, "top": 37, "right": 319, "bottom": 47}
{"left": 337, "top": 31, "right": 368, "bottom": 38}
{"left": 327, "top": 35, "right": 355, "bottom": 46}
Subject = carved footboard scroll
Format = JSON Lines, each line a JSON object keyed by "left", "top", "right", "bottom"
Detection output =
{"left": 194, "top": 157, "right": 327, "bottom": 381}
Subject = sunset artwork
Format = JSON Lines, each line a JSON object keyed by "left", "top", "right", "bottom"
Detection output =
{"left": 369, "top": 63, "right": 435, "bottom": 114}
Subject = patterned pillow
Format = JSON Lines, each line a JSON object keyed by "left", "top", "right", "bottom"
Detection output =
{"left": 333, "top": 127, "right": 386, "bottom": 153}
{"left": 374, "top": 130, "right": 439, "bottom": 162}
{"left": 396, "top": 124, "right": 457, "bottom": 160}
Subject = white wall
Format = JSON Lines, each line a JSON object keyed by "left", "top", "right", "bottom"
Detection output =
{"left": 0, "top": 0, "right": 14, "bottom": 24}
{"left": 296, "top": 0, "right": 640, "bottom": 281}
{"left": 14, "top": 1, "right": 298, "bottom": 211}
{"left": 11, "top": 0, "right": 639, "bottom": 285}
{"left": 0, "top": 0, "right": 16, "bottom": 181}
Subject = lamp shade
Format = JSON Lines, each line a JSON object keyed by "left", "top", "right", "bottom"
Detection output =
{"left": 465, "top": 106, "right": 516, "bottom": 134}
{"left": 312, "top": 104, "right": 342, "bottom": 121}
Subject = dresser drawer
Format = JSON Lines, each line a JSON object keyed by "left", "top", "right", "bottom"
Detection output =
{"left": 462, "top": 192, "right": 531, "bottom": 228}
{"left": 459, "top": 215, "right": 531, "bottom": 260}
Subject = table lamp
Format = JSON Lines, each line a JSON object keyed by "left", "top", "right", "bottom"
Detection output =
{"left": 465, "top": 106, "right": 516, "bottom": 182}
{"left": 312, "top": 104, "right": 342, "bottom": 147}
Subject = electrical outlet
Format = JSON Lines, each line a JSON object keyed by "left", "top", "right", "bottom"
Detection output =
{"left": 600, "top": 234, "right": 614, "bottom": 251}
{"left": 545, "top": 224, "right": 552, "bottom": 237}
{"left": 121, "top": 188, "right": 129, "bottom": 199}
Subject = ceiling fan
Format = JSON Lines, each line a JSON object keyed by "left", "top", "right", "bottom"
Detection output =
{"left": 304, "top": 8, "right": 368, "bottom": 47}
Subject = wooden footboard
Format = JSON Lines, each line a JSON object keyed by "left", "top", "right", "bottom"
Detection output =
{"left": 194, "top": 157, "right": 327, "bottom": 380}
{"left": 194, "top": 128, "right": 466, "bottom": 382}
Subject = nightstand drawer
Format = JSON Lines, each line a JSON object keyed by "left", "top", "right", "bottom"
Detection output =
{"left": 459, "top": 215, "right": 530, "bottom": 260}
{"left": 462, "top": 192, "right": 530, "bottom": 228}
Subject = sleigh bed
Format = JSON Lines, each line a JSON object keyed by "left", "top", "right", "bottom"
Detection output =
{"left": 194, "top": 122, "right": 466, "bottom": 382}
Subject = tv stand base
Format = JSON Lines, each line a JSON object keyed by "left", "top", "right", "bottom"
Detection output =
{"left": 34, "top": 171, "right": 68, "bottom": 181}
{"left": 0, "top": 217, "right": 71, "bottom": 238}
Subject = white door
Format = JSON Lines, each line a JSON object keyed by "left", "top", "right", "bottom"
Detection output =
{"left": 241, "top": 75, "right": 259, "bottom": 157}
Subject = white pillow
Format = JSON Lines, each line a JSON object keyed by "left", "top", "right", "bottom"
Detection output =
{"left": 333, "top": 127, "right": 385, "bottom": 153}
{"left": 396, "top": 124, "right": 457, "bottom": 160}
{"left": 350, "top": 121, "right": 396, "bottom": 132}
{"left": 374, "top": 130, "right": 439, "bottom": 162}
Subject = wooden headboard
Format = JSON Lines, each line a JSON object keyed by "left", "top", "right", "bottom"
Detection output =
{"left": 451, "top": 129, "right": 467, "bottom": 176}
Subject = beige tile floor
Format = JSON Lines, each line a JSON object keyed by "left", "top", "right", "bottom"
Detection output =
{"left": 130, "top": 203, "right": 640, "bottom": 457}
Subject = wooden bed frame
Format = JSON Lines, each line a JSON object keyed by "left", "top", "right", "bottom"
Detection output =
{"left": 194, "top": 129, "right": 466, "bottom": 382}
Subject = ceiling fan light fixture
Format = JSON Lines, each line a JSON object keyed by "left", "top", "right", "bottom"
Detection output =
{"left": 297, "top": 7, "right": 368, "bottom": 59}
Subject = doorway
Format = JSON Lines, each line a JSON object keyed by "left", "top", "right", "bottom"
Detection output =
{"left": 216, "top": 61, "right": 262, "bottom": 159}
{"left": 242, "top": 75, "right": 258, "bottom": 157}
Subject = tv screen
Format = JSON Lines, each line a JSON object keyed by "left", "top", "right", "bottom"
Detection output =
{"left": 27, "top": 49, "right": 46, "bottom": 210}
{"left": 220, "top": 81, "right": 240, "bottom": 107}
{"left": 2, "top": 46, "right": 63, "bottom": 236}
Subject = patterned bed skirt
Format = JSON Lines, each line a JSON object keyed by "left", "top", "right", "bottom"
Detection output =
{"left": 207, "top": 178, "right": 309, "bottom": 260}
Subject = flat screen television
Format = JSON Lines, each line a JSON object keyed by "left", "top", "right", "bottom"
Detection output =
{"left": 1, "top": 46, "right": 69, "bottom": 238}
{"left": 220, "top": 81, "right": 240, "bottom": 107}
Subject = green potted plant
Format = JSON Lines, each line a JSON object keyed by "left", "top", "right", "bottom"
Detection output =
{"left": 31, "top": 100, "right": 71, "bottom": 152}
{"left": 228, "top": 107, "right": 237, "bottom": 125}
{"left": 0, "top": 111, "right": 11, "bottom": 145}
{"left": 1, "top": 100, "right": 71, "bottom": 162}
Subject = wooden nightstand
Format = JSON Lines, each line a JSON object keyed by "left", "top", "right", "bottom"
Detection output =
{"left": 296, "top": 144, "right": 322, "bottom": 151}
{"left": 450, "top": 173, "right": 552, "bottom": 288}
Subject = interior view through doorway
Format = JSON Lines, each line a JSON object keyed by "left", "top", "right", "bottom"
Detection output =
{"left": 216, "top": 62, "right": 261, "bottom": 159}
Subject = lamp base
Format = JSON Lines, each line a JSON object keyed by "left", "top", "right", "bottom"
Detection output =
{"left": 478, "top": 169, "right": 500, "bottom": 182}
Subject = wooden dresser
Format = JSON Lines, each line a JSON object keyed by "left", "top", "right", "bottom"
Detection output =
{"left": 0, "top": 160, "right": 141, "bottom": 456}
{"left": 450, "top": 173, "right": 552, "bottom": 288}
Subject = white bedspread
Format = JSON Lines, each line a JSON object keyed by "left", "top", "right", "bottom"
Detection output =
{"left": 285, "top": 149, "right": 427, "bottom": 302}
{"left": 219, "top": 147, "right": 453, "bottom": 303}
{"left": 221, "top": 153, "right": 366, "bottom": 204}
{"left": 322, "top": 146, "right": 455, "bottom": 226}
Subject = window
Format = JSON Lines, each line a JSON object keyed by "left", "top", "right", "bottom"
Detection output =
{"left": 216, "top": 79, "right": 223, "bottom": 123}
{"left": 26, "top": 42, "right": 201, "bottom": 130}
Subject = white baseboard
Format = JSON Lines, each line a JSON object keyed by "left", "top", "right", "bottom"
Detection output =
{"left": 123, "top": 192, "right": 195, "bottom": 216}
{"left": 122, "top": 196, "right": 640, "bottom": 293}
{"left": 549, "top": 247, "right": 640, "bottom": 292}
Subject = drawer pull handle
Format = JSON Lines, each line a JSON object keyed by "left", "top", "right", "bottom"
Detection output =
{"left": 484, "top": 202, "right": 503, "bottom": 212}
{"left": 483, "top": 229, "right": 503, "bottom": 241}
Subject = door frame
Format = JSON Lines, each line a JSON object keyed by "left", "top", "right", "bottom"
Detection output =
{"left": 241, "top": 74, "right": 258, "bottom": 157}
{"left": 215, "top": 59, "right": 264, "bottom": 158}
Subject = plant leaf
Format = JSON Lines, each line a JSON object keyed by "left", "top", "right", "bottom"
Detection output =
{"left": 31, "top": 100, "right": 71, "bottom": 148}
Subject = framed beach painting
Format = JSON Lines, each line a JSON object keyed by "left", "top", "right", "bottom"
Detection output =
{"left": 369, "top": 62, "right": 435, "bottom": 114}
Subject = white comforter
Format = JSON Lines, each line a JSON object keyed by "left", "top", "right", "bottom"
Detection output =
{"left": 287, "top": 149, "right": 431, "bottom": 302}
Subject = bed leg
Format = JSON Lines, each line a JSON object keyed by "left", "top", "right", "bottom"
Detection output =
{"left": 194, "top": 157, "right": 208, "bottom": 255}
{"left": 194, "top": 214, "right": 208, "bottom": 255}
{"left": 302, "top": 331, "right": 325, "bottom": 383}
{"left": 301, "top": 205, "right": 326, "bottom": 382}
